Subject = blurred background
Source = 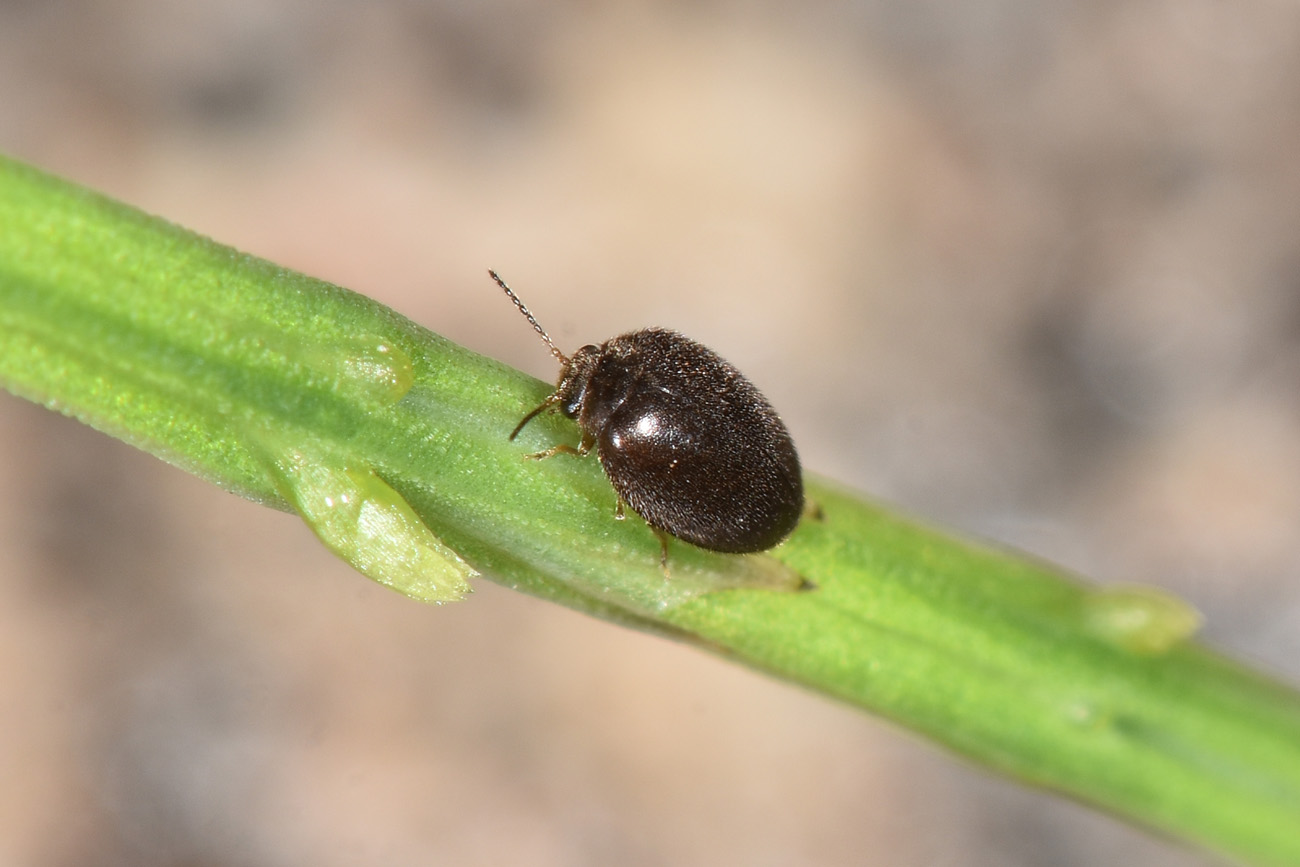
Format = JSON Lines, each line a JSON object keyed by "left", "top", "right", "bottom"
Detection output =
{"left": 3, "top": 1, "right": 1300, "bottom": 864}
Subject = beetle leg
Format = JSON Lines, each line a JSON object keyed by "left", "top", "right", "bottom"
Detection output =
{"left": 803, "top": 498, "right": 826, "bottom": 522}
{"left": 614, "top": 497, "right": 627, "bottom": 520}
{"left": 524, "top": 443, "right": 583, "bottom": 460}
{"left": 653, "top": 527, "right": 671, "bottom": 577}
{"left": 525, "top": 430, "right": 596, "bottom": 461}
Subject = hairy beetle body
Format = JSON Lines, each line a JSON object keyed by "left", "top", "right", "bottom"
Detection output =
{"left": 490, "top": 271, "right": 803, "bottom": 562}
{"left": 568, "top": 329, "right": 801, "bottom": 552}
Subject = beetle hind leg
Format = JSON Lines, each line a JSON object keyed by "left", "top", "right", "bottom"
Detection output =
{"left": 653, "top": 527, "right": 671, "bottom": 578}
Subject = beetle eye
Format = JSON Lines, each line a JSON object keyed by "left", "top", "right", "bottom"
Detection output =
{"left": 560, "top": 381, "right": 587, "bottom": 418}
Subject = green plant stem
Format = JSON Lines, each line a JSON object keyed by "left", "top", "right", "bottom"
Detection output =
{"left": 2, "top": 154, "right": 1299, "bottom": 865}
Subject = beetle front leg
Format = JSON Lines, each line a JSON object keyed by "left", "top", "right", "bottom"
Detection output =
{"left": 524, "top": 443, "right": 583, "bottom": 460}
{"left": 524, "top": 431, "right": 595, "bottom": 461}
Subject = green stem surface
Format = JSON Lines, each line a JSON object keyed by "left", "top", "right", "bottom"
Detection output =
{"left": 2, "top": 154, "right": 1299, "bottom": 865}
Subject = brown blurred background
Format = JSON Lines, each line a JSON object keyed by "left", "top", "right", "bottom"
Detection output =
{"left": 3, "top": 1, "right": 1300, "bottom": 864}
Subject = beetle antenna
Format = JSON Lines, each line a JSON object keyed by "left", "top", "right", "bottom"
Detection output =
{"left": 488, "top": 269, "right": 568, "bottom": 365}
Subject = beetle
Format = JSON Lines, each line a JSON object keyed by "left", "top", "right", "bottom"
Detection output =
{"left": 490, "top": 270, "right": 804, "bottom": 568}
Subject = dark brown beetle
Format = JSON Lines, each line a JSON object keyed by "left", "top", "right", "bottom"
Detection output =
{"left": 490, "top": 270, "right": 803, "bottom": 567}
